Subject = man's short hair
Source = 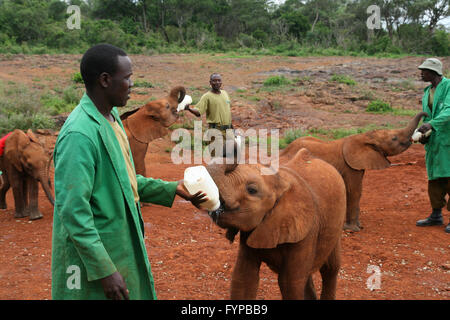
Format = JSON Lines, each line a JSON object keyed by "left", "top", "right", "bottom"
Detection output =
{"left": 80, "top": 44, "right": 127, "bottom": 91}
{"left": 210, "top": 73, "right": 221, "bottom": 80}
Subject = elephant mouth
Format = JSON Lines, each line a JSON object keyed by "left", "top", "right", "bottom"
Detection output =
{"left": 208, "top": 203, "right": 239, "bottom": 229}
{"left": 208, "top": 205, "right": 230, "bottom": 229}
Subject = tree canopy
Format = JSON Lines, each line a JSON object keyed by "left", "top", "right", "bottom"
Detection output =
{"left": 0, "top": 0, "right": 448, "bottom": 55}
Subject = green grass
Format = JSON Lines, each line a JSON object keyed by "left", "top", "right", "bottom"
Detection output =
{"left": 0, "top": 82, "right": 57, "bottom": 134}
{"left": 366, "top": 99, "right": 393, "bottom": 113}
{"left": 330, "top": 74, "right": 356, "bottom": 86}
{"left": 72, "top": 72, "right": 84, "bottom": 84}
{"left": 279, "top": 128, "right": 307, "bottom": 149}
{"left": 133, "top": 80, "right": 154, "bottom": 88}
{"left": 263, "top": 75, "right": 292, "bottom": 87}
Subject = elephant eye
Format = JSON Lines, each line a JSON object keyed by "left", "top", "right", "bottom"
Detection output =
{"left": 166, "top": 103, "right": 170, "bottom": 109}
{"left": 392, "top": 136, "right": 398, "bottom": 141}
{"left": 246, "top": 185, "right": 258, "bottom": 195}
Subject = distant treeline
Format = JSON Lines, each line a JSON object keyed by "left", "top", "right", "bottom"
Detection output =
{"left": 0, "top": 0, "right": 448, "bottom": 56}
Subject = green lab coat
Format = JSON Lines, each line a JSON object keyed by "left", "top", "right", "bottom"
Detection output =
{"left": 51, "top": 93, "right": 178, "bottom": 300}
{"left": 422, "top": 77, "right": 450, "bottom": 180}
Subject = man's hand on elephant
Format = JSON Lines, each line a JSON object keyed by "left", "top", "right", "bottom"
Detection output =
{"left": 100, "top": 271, "right": 130, "bottom": 300}
{"left": 418, "top": 123, "right": 432, "bottom": 133}
{"left": 176, "top": 180, "right": 208, "bottom": 209}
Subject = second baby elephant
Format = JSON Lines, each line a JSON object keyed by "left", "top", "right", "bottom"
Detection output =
{"left": 280, "top": 111, "right": 428, "bottom": 231}
{"left": 120, "top": 86, "right": 186, "bottom": 177}
{"left": 207, "top": 148, "right": 346, "bottom": 299}
{"left": 0, "top": 129, "right": 54, "bottom": 220}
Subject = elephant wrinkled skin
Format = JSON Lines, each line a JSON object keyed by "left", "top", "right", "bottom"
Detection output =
{"left": 280, "top": 112, "right": 428, "bottom": 231}
{"left": 206, "top": 148, "right": 346, "bottom": 300}
{"left": 0, "top": 129, "right": 54, "bottom": 220}
{"left": 121, "top": 86, "right": 186, "bottom": 176}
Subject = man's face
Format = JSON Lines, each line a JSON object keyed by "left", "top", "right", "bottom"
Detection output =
{"left": 420, "top": 69, "right": 434, "bottom": 82}
{"left": 107, "top": 55, "right": 133, "bottom": 107}
{"left": 210, "top": 75, "right": 222, "bottom": 91}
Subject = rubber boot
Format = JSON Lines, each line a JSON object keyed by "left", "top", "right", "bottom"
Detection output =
{"left": 416, "top": 209, "right": 444, "bottom": 226}
{"left": 445, "top": 220, "right": 450, "bottom": 234}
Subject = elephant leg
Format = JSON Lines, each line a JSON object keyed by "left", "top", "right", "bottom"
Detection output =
{"left": 27, "top": 176, "right": 42, "bottom": 220}
{"left": 21, "top": 177, "right": 30, "bottom": 217}
{"left": 0, "top": 172, "right": 10, "bottom": 209}
{"left": 230, "top": 246, "right": 261, "bottom": 299}
{"left": 132, "top": 141, "right": 148, "bottom": 177}
{"left": 11, "top": 178, "right": 26, "bottom": 218}
{"left": 319, "top": 241, "right": 341, "bottom": 300}
{"left": 343, "top": 171, "right": 364, "bottom": 232}
{"left": 304, "top": 275, "right": 317, "bottom": 300}
{"left": 278, "top": 245, "right": 314, "bottom": 300}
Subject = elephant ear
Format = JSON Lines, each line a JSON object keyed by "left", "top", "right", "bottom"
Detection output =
{"left": 246, "top": 166, "right": 316, "bottom": 249}
{"left": 342, "top": 134, "right": 390, "bottom": 170}
{"left": 26, "top": 129, "right": 40, "bottom": 145}
{"left": 5, "top": 130, "right": 29, "bottom": 172}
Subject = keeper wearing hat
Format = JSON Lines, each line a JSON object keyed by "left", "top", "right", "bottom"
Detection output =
{"left": 415, "top": 58, "right": 450, "bottom": 233}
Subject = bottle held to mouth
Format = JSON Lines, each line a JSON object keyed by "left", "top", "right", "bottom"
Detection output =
{"left": 411, "top": 128, "right": 432, "bottom": 142}
{"left": 184, "top": 165, "right": 220, "bottom": 211}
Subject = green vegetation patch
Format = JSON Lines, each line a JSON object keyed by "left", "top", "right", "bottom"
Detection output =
{"left": 263, "top": 75, "right": 292, "bottom": 87}
{"left": 366, "top": 99, "right": 393, "bottom": 113}
{"left": 330, "top": 74, "right": 356, "bottom": 86}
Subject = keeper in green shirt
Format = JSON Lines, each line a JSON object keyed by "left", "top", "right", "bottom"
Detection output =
{"left": 184, "top": 73, "right": 233, "bottom": 130}
{"left": 184, "top": 73, "right": 235, "bottom": 156}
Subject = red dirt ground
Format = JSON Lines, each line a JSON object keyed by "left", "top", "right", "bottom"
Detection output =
{"left": 0, "top": 142, "right": 448, "bottom": 300}
{"left": 0, "top": 54, "right": 449, "bottom": 300}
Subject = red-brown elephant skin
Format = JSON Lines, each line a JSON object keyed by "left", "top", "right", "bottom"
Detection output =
{"left": 120, "top": 86, "right": 186, "bottom": 177}
{"left": 0, "top": 129, "right": 54, "bottom": 220}
{"left": 206, "top": 148, "right": 346, "bottom": 299}
{"left": 280, "top": 112, "right": 428, "bottom": 231}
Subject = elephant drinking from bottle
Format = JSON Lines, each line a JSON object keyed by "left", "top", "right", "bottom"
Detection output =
{"left": 280, "top": 112, "right": 428, "bottom": 231}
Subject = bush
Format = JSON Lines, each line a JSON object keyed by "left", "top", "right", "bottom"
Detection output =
{"left": 430, "top": 29, "right": 449, "bottom": 56}
{"left": 263, "top": 75, "right": 292, "bottom": 86}
{"left": 280, "top": 128, "right": 306, "bottom": 149}
{"left": 366, "top": 99, "right": 393, "bottom": 113}
{"left": 133, "top": 80, "right": 154, "bottom": 88}
{"left": 330, "top": 74, "right": 356, "bottom": 86}
{"left": 72, "top": 72, "right": 84, "bottom": 84}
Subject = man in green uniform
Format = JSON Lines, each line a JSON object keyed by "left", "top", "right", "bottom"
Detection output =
{"left": 415, "top": 58, "right": 450, "bottom": 234}
{"left": 51, "top": 44, "right": 206, "bottom": 300}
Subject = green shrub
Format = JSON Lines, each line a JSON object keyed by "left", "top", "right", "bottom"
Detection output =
{"left": 72, "top": 72, "right": 84, "bottom": 84}
{"left": 263, "top": 75, "right": 292, "bottom": 86}
{"left": 133, "top": 80, "right": 154, "bottom": 88}
{"left": 330, "top": 74, "right": 356, "bottom": 86}
{"left": 430, "top": 29, "right": 449, "bottom": 56}
{"left": 280, "top": 128, "right": 306, "bottom": 149}
{"left": 366, "top": 99, "right": 393, "bottom": 113}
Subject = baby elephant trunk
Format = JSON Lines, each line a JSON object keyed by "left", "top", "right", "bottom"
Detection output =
{"left": 404, "top": 111, "right": 429, "bottom": 137}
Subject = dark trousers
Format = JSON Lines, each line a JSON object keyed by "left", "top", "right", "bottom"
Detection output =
{"left": 428, "top": 177, "right": 450, "bottom": 211}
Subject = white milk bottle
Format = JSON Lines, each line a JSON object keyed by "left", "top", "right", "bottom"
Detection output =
{"left": 184, "top": 166, "right": 221, "bottom": 211}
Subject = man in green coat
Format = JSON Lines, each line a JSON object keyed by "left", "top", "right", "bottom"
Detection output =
{"left": 415, "top": 58, "right": 450, "bottom": 234}
{"left": 51, "top": 44, "right": 206, "bottom": 300}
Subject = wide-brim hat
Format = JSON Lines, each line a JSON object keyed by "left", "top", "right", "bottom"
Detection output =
{"left": 418, "top": 58, "right": 443, "bottom": 76}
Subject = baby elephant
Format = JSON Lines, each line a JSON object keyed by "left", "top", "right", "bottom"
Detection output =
{"left": 207, "top": 148, "right": 346, "bottom": 300}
